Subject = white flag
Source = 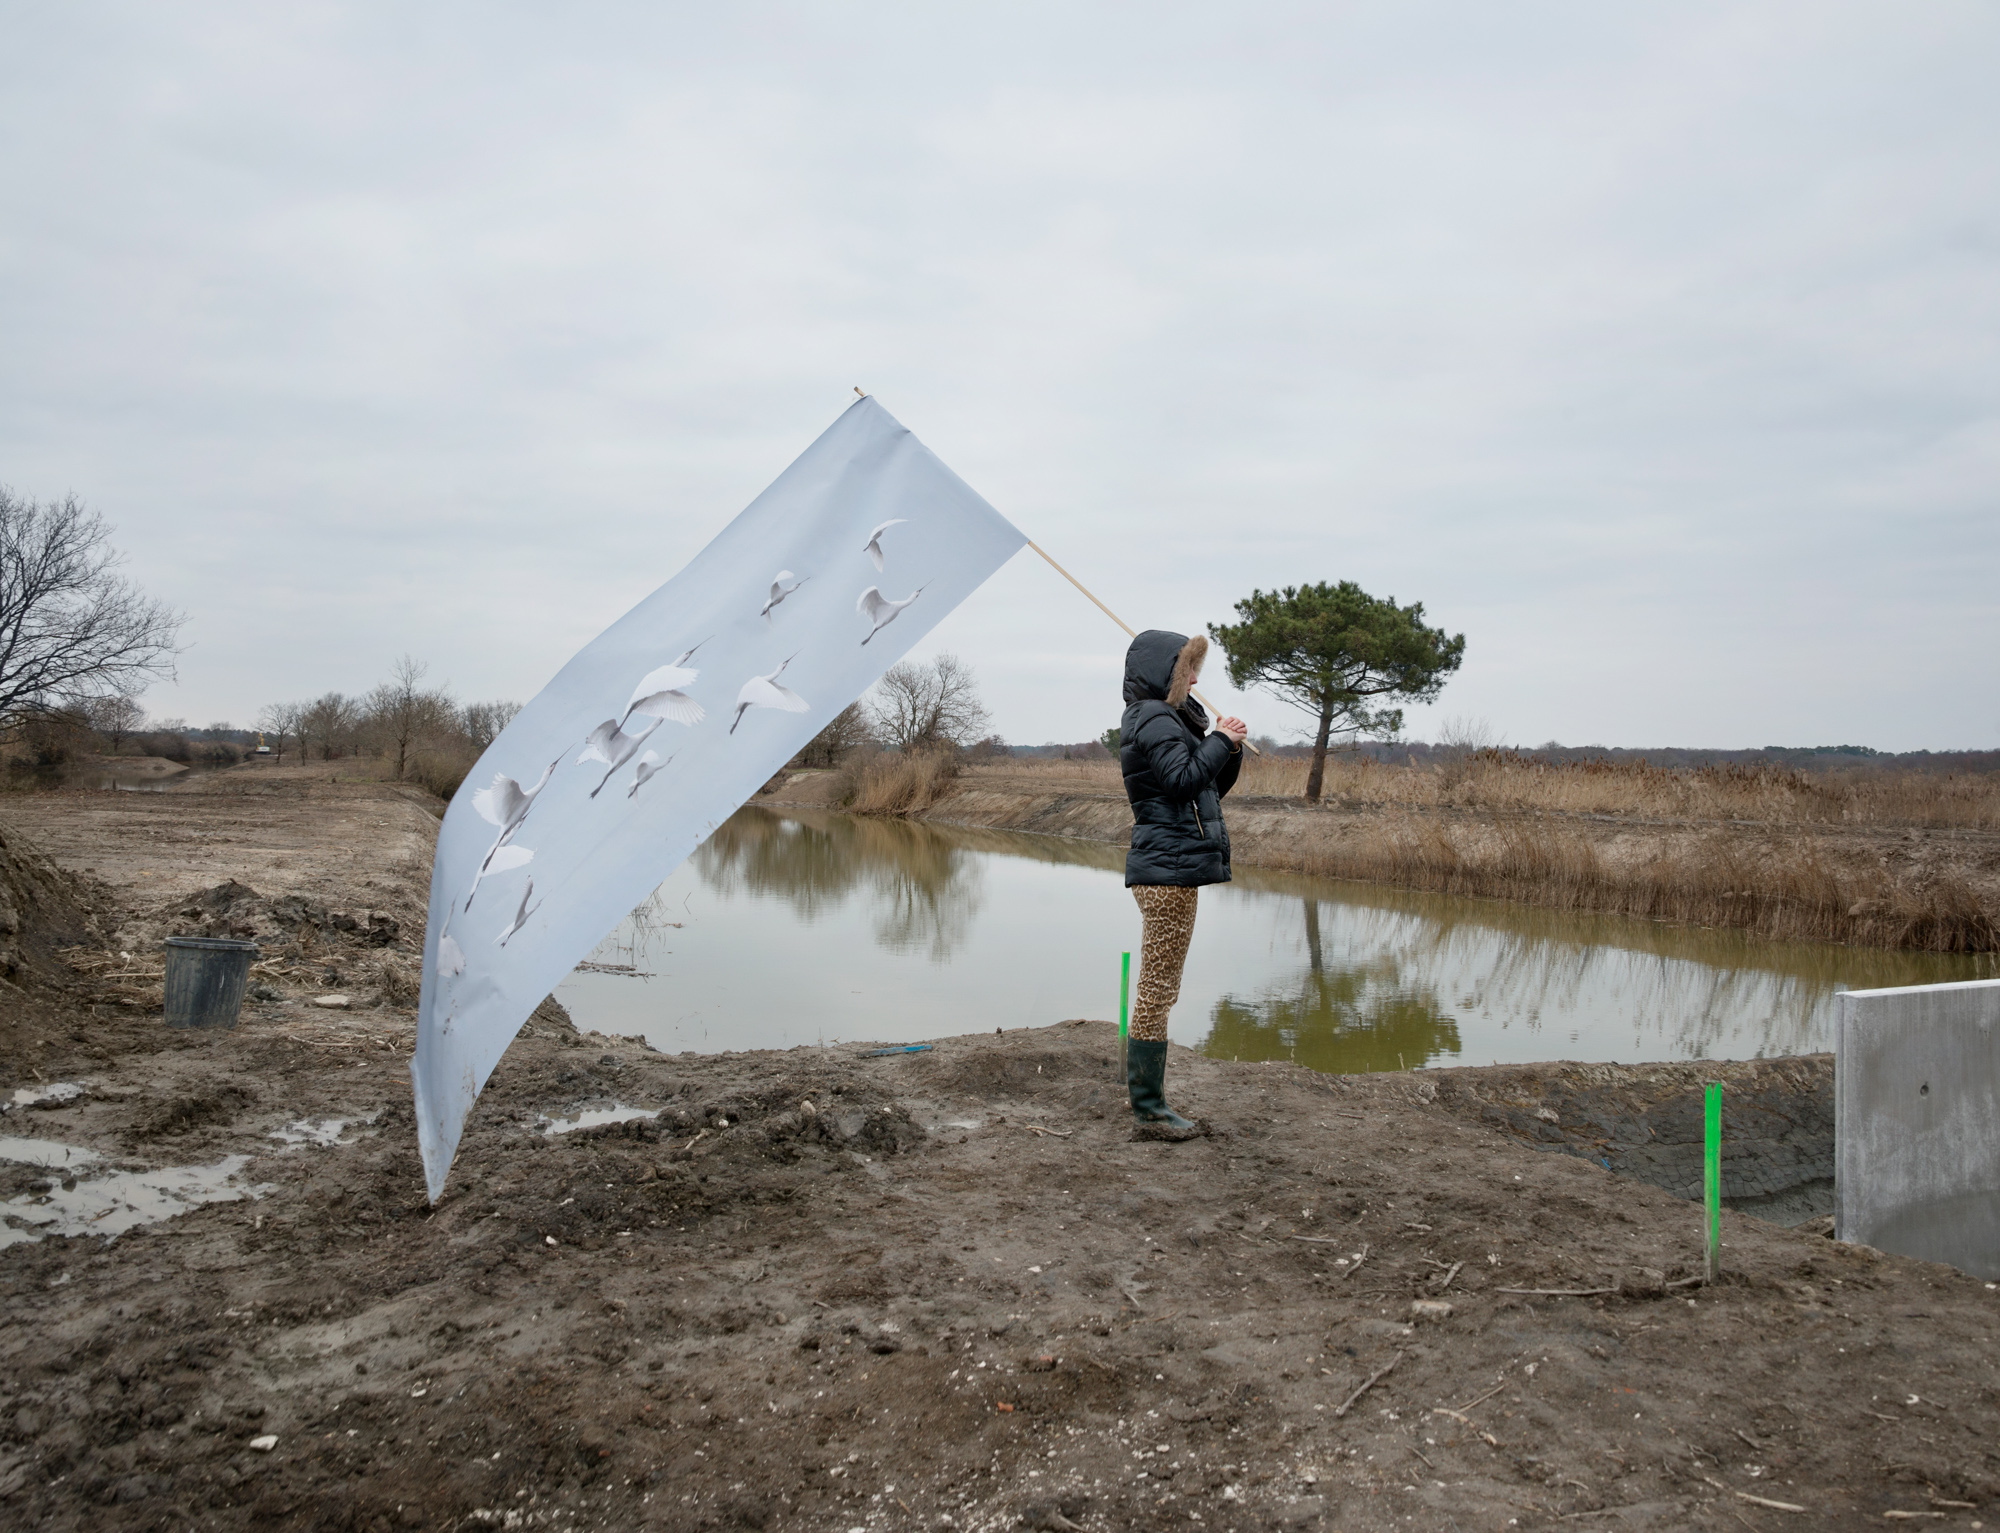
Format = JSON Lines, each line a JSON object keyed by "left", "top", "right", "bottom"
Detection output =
{"left": 411, "top": 398, "right": 1026, "bottom": 1199}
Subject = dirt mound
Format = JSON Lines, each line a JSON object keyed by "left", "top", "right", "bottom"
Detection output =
{"left": 130, "top": 1084, "right": 258, "bottom": 1142}
{"left": 0, "top": 819, "right": 101, "bottom": 985}
{"left": 165, "top": 881, "right": 403, "bottom": 950}
{"left": 898, "top": 1020, "right": 1120, "bottom": 1110}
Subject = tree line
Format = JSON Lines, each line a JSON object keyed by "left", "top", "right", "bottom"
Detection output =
{"left": 0, "top": 483, "right": 1475, "bottom": 806}
{"left": 250, "top": 656, "right": 521, "bottom": 796}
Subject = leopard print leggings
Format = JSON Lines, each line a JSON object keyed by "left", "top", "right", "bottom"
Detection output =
{"left": 1129, "top": 885, "right": 1199, "bottom": 1042}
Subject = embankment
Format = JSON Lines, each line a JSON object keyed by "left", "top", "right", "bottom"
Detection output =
{"left": 768, "top": 764, "right": 2000, "bottom": 953}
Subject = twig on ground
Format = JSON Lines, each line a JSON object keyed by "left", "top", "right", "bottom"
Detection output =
{"left": 1334, "top": 1351, "right": 1400, "bottom": 1419}
{"left": 1734, "top": 1428, "right": 1766, "bottom": 1452}
{"left": 1495, "top": 1286, "right": 1617, "bottom": 1298}
{"left": 1290, "top": 1235, "right": 1345, "bottom": 1245}
{"left": 1453, "top": 1380, "right": 1508, "bottom": 1413}
{"left": 1429, "top": 1407, "right": 1498, "bottom": 1448}
{"left": 1430, "top": 1260, "right": 1464, "bottom": 1292}
{"left": 1024, "top": 1124, "right": 1073, "bottom": 1138}
{"left": 1341, "top": 1244, "right": 1370, "bottom": 1280}
{"left": 1407, "top": 1440, "right": 1435, "bottom": 1470}
{"left": 1702, "top": 1476, "right": 1807, "bottom": 1513}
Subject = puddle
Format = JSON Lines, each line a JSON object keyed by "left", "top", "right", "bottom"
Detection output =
{"left": 0, "top": 1154, "right": 268, "bottom": 1249}
{"left": 269, "top": 1115, "right": 374, "bottom": 1148}
{"left": 539, "top": 1105, "right": 661, "bottom": 1137}
{"left": 5, "top": 1082, "right": 86, "bottom": 1111}
{"left": 0, "top": 1135, "right": 104, "bottom": 1170}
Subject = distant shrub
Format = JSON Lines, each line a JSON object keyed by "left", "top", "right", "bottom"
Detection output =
{"left": 408, "top": 746, "right": 474, "bottom": 802}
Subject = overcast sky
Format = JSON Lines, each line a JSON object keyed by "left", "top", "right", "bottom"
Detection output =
{"left": 2, "top": 3, "right": 1994, "bottom": 751}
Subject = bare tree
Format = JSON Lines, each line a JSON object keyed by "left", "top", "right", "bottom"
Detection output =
{"left": 867, "top": 654, "right": 991, "bottom": 752}
{"left": 84, "top": 694, "right": 146, "bottom": 754}
{"left": 365, "top": 654, "right": 457, "bottom": 780}
{"left": 790, "top": 702, "right": 873, "bottom": 768}
{"left": 461, "top": 699, "right": 522, "bottom": 753}
{"left": 0, "top": 488, "right": 183, "bottom": 722}
{"left": 256, "top": 701, "right": 305, "bottom": 764}
{"left": 302, "top": 692, "right": 357, "bottom": 760}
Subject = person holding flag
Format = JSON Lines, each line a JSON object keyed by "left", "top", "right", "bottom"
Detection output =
{"left": 1116, "top": 629, "right": 1249, "bottom": 1135}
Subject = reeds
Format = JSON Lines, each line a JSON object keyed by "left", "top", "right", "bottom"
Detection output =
{"left": 938, "top": 754, "right": 2000, "bottom": 952}
{"left": 979, "top": 750, "right": 2000, "bottom": 832}
{"left": 834, "top": 749, "right": 963, "bottom": 817}
{"left": 1240, "top": 815, "right": 1996, "bottom": 954}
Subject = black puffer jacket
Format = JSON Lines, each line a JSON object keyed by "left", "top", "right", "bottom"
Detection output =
{"left": 1120, "top": 629, "right": 1241, "bottom": 888}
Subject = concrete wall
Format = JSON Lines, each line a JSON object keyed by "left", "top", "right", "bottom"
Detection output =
{"left": 1836, "top": 978, "right": 2000, "bottom": 1278}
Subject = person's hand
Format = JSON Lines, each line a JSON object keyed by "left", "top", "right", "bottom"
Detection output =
{"left": 1216, "top": 716, "right": 1248, "bottom": 745}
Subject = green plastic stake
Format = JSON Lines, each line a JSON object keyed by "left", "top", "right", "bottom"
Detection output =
{"left": 1704, "top": 1081, "right": 1722, "bottom": 1284}
{"left": 1118, "top": 951, "right": 1132, "bottom": 1080}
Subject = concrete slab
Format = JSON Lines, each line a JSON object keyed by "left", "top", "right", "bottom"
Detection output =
{"left": 1836, "top": 977, "right": 2000, "bottom": 1278}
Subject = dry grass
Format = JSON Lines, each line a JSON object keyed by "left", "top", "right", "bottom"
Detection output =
{"left": 987, "top": 750, "right": 2000, "bottom": 831}
{"left": 1264, "top": 750, "right": 2000, "bottom": 829}
{"left": 1250, "top": 815, "right": 1996, "bottom": 954}
{"left": 834, "top": 750, "right": 964, "bottom": 817}
{"left": 946, "top": 753, "right": 2000, "bottom": 952}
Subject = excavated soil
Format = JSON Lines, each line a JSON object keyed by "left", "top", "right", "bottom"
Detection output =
{"left": 2, "top": 772, "right": 1999, "bottom": 1533}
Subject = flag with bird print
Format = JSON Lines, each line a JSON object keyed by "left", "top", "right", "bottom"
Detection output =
{"left": 411, "top": 396, "right": 1026, "bottom": 1199}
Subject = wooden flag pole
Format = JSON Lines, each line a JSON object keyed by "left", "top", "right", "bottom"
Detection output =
{"left": 1025, "top": 539, "right": 1261, "bottom": 755}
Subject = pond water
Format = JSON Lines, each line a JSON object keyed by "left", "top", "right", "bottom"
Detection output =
{"left": 555, "top": 807, "right": 1996, "bottom": 1071}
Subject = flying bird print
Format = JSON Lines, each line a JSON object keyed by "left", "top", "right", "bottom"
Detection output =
{"left": 760, "top": 571, "right": 808, "bottom": 621}
{"left": 617, "top": 664, "right": 703, "bottom": 730}
{"left": 579, "top": 716, "right": 664, "bottom": 798}
{"left": 861, "top": 519, "right": 906, "bottom": 572}
{"left": 470, "top": 758, "right": 558, "bottom": 838}
{"left": 462, "top": 757, "right": 558, "bottom": 911}
{"left": 857, "top": 584, "right": 927, "bottom": 645}
{"left": 495, "top": 879, "right": 541, "bottom": 946}
{"left": 730, "top": 654, "right": 810, "bottom": 734}
{"left": 627, "top": 750, "right": 670, "bottom": 798}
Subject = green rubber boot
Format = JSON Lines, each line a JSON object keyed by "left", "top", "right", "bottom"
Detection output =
{"left": 1126, "top": 1039, "right": 1198, "bottom": 1135}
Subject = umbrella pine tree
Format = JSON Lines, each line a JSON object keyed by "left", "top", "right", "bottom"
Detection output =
{"left": 1209, "top": 581, "right": 1465, "bottom": 802}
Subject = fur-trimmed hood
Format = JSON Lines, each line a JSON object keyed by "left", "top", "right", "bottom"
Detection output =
{"left": 1118, "top": 628, "right": 1238, "bottom": 889}
{"left": 1122, "top": 629, "right": 1209, "bottom": 716}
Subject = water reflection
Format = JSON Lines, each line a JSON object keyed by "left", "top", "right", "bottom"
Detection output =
{"left": 1208, "top": 900, "right": 1464, "bottom": 1073}
{"left": 1200, "top": 870, "right": 1989, "bottom": 1068}
{"left": 557, "top": 807, "right": 1997, "bottom": 1066}
{"left": 695, "top": 809, "right": 984, "bottom": 961}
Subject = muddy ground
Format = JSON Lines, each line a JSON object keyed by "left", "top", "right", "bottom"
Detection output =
{"left": 4, "top": 771, "right": 2000, "bottom": 1533}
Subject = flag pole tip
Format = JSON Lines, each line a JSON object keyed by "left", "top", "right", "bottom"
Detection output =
{"left": 854, "top": 386, "right": 866, "bottom": 398}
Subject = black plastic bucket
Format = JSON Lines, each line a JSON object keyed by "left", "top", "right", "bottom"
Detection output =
{"left": 162, "top": 936, "right": 260, "bottom": 1030}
